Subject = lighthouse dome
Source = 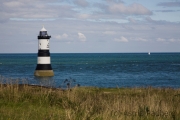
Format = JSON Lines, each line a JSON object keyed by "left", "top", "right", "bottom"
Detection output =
{"left": 38, "top": 26, "right": 51, "bottom": 39}
{"left": 40, "top": 26, "right": 47, "bottom": 31}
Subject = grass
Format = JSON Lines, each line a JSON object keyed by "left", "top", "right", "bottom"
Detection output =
{"left": 0, "top": 79, "right": 180, "bottom": 120}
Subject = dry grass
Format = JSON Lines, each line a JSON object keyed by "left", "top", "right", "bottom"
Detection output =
{"left": 0, "top": 79, "right": 180, "bottom": 120}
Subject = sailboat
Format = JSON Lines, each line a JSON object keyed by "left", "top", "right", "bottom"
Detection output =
{"left": 148, "top": 52, "right": 150, "bottom": 55}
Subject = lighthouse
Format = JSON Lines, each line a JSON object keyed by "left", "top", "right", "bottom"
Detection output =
{"left": 34, "top": 26, "right": 54, "bottom": 76}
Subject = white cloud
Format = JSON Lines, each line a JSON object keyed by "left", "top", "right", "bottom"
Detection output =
{"left": 55, "top": 33, "right": 68, "bottom": 40}
{"left": 114, "top": 36, "right": 128, "bottom": 42}
{"left": 156, "top": 38, "right": 180, "bottom": 43}
{"left": 134, "top": 38, "right": 148, "bottom": 42}
{"left": 78, "top": 14, "right": 90, "bottom": 19}
{"left": 157, "top": 38, "right": 166, "bottom": 42}
{"left": 3, "top": 1, "right": 24, "bottom": 7}
{"left": 169, "top": 38, "right": 175, "bottom": 42}
{"left": 108, "top": 3, "right": 152, "bottom": 15}
{"left": 169, "top": 38, "right": 180, "bottom": 42}
{"left": 78, "top": 32, "right": 86, "bottom": 42}
{"left": 0, "top": 0, "right": 76, "bottom": 21}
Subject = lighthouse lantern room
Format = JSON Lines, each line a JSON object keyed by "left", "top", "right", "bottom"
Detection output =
{"left": 34, "top": 26, "right": 54, "bottom": 76}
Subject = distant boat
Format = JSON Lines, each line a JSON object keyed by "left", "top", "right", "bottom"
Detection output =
{"left": 148, "top": 52, "right": 150, "bottom": 55}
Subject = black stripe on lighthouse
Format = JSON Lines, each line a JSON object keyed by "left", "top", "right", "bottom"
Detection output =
{"left": 38, "top": 50, "right": 50, "bottom": 56}
{"left": 35, "top": 50, "right": 52, "bottom": 70}
{"left": 36, "top": 64, "right": 52, "bottom": 70}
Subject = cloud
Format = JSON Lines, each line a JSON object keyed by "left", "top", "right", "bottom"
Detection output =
{"left": 54, "top": 33, "right": 68, "bottom": 40}
{"left": 0, "top": 0, "right": 152, "bottom": 23}
{"left": 1, "top": 0, "right": 180, "bottom": 53}
{"left": 103, "top": 31, "right": 116, "bottom": 35}
{"left": 128, "top": 18, "right": 137, "bottom": 23}
{"left": 156, "top": 38, "right": 180, "bottom": 43}
{"left": 169, "top": 38, "right": 180, "bottom": 42}
{"left": 78, "top": 32, "right": 86, "bottom": 41}
{"left": 169, "top": 39, "right": 175, "bottom": 42}
{"left": 145, "top": 16, "right": 170, "bottom": 24}
{"left": 134, "top": 38, "right": 148, "bottom": 42}
{"left": 0, "top": 0, "right": 76, "bottom": 21}
{"left": 106, "top": 0, "right": 124, "bottom": 3}
{"left": 157, "top": 38, "right": 166, "bottom": 42}
{"left": 114, "top": 36, "right": 128, "bottom": 42}
{"left": 3, "top": 1, "right": 24, "bottom": 7}
{"left": 108, "top": 3, "right": 152, "bottom": 15}
{"left": 157, "top": 2, "right": 180, "bottom": 7}
{"left": 73, "top": 0, "right": 89, "bottom": 7}
{"left": 155, "top": 10, "right": 180, "bottom": 12}
{"left": 77, "top": 14, "right": 90, "bottom": 19}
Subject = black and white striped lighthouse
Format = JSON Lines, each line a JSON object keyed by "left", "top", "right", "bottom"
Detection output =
{"left": 34, "top": 26, "right": 54, "bottom": 76}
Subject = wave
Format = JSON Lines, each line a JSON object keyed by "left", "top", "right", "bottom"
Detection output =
{"left": 171, "top": 64, "right": 180, "bottom": 66}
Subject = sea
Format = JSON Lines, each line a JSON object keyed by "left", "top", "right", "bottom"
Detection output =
{"left": 0, "top": 53, "right": 180, "bottom": 88}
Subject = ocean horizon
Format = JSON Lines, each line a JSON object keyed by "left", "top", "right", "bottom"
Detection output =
{"left": 0, "top": 52, "right": 180, "bottom": 54}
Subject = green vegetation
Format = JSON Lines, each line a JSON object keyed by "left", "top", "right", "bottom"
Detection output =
{"left": 0, "top": 81, "right": 180, "bottom": 120}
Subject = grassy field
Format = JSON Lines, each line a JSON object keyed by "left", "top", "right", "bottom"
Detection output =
{"left": 0, "top": 81, "right": 180, "bottom": 120}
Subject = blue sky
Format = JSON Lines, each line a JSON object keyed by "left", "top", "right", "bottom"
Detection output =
{"left": 0, "top": 0, "right": 180, "bottom": 53}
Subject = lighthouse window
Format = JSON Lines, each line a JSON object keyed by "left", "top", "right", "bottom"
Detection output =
{"left": 39, "top": 31, "right": 47, "bottom": 36}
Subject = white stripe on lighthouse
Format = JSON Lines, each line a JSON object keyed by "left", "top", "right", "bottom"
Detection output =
{"left": 38, "top": 39, "right": 49, "bottom": 50}
{"left": 37, "top": 57, "right": 50, "bottom": 64}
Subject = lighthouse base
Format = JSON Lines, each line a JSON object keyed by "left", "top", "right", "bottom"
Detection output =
{"left": 34, "top": 70, "right": 54, "bottom": 77}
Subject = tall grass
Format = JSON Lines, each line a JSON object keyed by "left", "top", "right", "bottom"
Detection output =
{"left": 0, "top": 78, "right": 180, "bottom": 120}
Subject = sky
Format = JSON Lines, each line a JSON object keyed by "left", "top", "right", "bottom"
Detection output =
{"left": 0, "top": 0, "right": 180, "bottom": 53}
